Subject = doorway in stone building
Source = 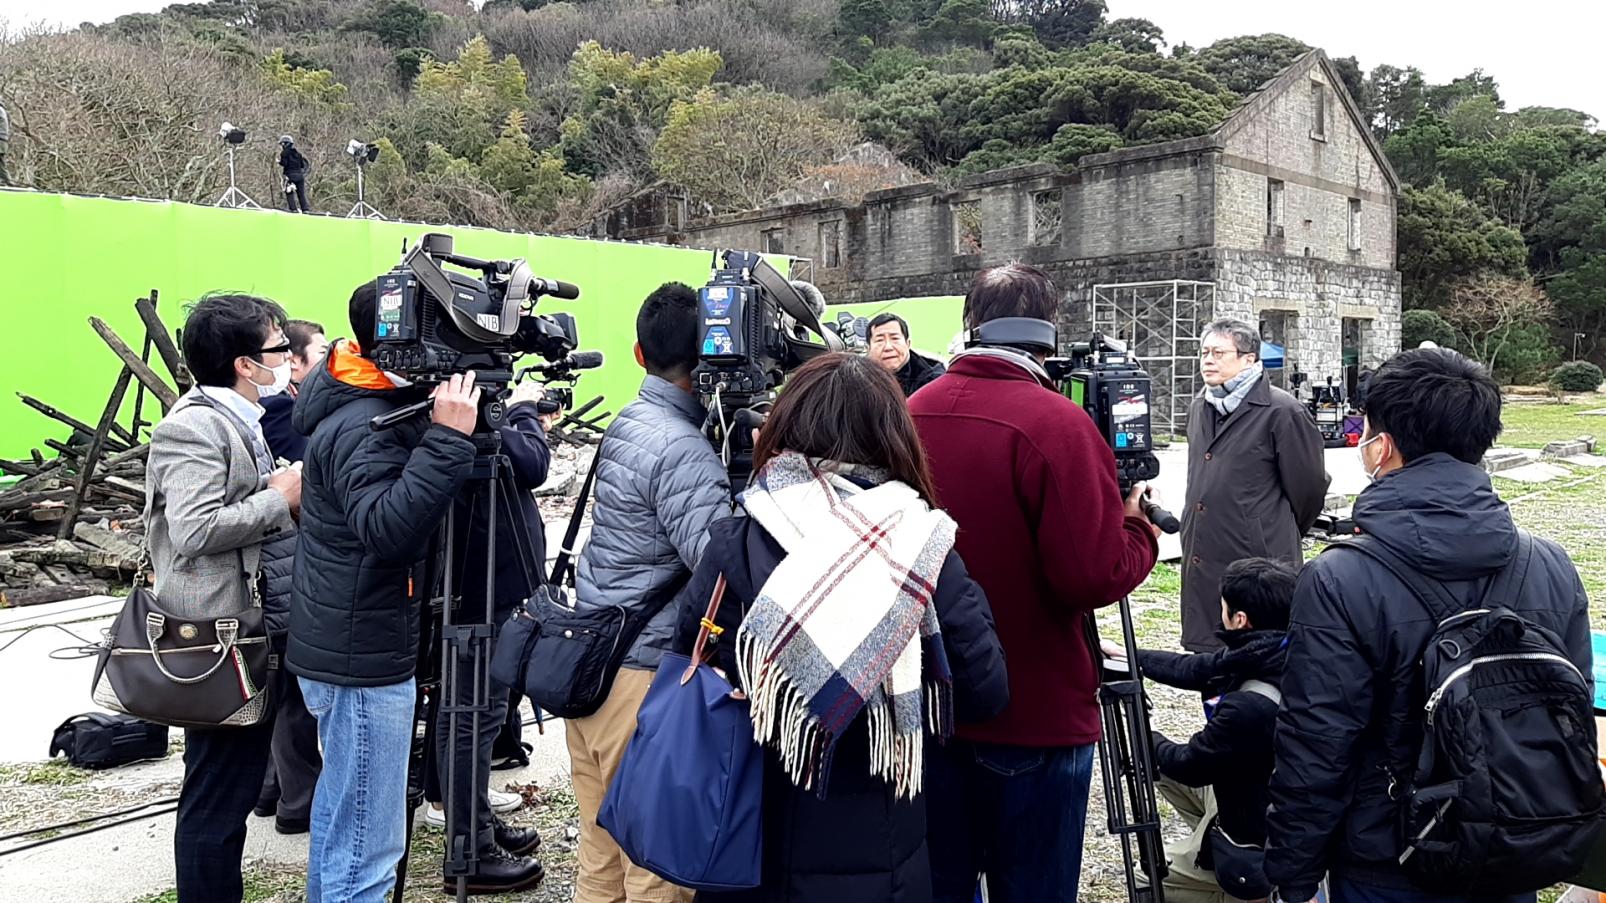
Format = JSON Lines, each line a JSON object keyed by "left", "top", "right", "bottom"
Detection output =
{"left": 1258, "top": 309, "right": 1297, "bottom": 390}
{"left": 1342, "top": 317, "right": 1367, "bottom": 397}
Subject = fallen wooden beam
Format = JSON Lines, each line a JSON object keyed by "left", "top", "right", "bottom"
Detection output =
{"left": 0, "top": 489, "right": 75, "bottom": 512}
{"left": 17, "top": 394, "right": 134, "bottom": 450}
{"left": 89, "top": 317, "right": 178, "bottom": 412}
{"left": 61, "top": 366, "right": 134, "bottom": 541}
{"left": 0, "top": 584, "right": 93, "bottom": 607}
{"left": 74, "top": 522, "right": 144, "bottom": 564}
{"left": 135, "top": 292, "right": 192, "bottom": 392}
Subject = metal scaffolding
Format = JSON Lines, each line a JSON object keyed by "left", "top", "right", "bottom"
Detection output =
{"left": 1091, "top": 280, "right": 1216, "bottom": 437}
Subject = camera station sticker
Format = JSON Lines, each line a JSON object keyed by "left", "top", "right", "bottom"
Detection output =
{"left": 377, "top": 287, "right": 404, "bottom": 338}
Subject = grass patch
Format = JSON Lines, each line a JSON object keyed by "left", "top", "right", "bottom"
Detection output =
{"left": 1498, "top": 398, "right": 1604, "bottom": 449}
{"left": 0, "top": 760, "right": 92, "bottom": 786}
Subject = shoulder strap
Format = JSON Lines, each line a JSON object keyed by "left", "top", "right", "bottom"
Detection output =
{"left": 548, "top": 440, "right": 603, "bottom": 586}
{"left": 680, "top": 573, "right": 728, "bottom": 686}
{"left": 1482, "top": 529, "right": 1534, "bottom": 609}
{"left": 1239, "top": 679, "right": 1282, "bottom": 706}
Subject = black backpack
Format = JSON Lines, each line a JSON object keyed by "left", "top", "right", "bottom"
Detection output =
{"left": 49, "top": 713, "right": 169, "bottom": 770}
{"left": 1341, "top": 531, "right": 1603, "bottom": 894}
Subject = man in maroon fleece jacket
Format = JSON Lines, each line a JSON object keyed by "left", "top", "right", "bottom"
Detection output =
{"left": 912, "top": 262, "right": 1161, "bottom": 903}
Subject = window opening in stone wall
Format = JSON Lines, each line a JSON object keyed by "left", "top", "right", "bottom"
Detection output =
{"left": 1311, "top": 81, "right": 1326, "bottom": 139}
{"left": 1348, "top": 198, "right": 1362, "bottom": 252}
{"left": 819, "top": 220, "right": 842, "bottom": 268}
{"left": 953, "top": 201, "right": 983, "bottom": 255}
{"left": 762, "top": 227, "right": 784, "bottom": 255}
{"left": 1267, "top": 179, "right": 1285, "bottom": 238}
{"left": 1031, "top": 190, "right": 1062, "bottom": 247}
{"left": 1259, "top": 310, "right": 1296, "bottom": 390}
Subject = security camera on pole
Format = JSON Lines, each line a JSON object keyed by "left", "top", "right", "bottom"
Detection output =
{"left": 346, "top": 139, "right": 384, "bottom": 220}
{"left": 215, "top": 122, "right": 260, "bottom": 209}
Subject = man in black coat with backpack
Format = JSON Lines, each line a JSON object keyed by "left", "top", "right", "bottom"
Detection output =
{"left": 1266, "top": 348, "right": 1598, "bottom": 903}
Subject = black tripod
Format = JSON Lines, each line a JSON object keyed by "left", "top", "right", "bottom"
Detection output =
{"left": 1086, "top": 495, "right": 1180, "bottom": 903}
{"left": 392, "top": 426, "right": 543, "bottom": 902}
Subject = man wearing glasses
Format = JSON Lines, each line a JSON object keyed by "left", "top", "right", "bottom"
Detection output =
{"left": 145, "top": 294, "right": 303, "bottom": 901}
{"left": 1180, "top": 318, "right": 1326, "bottom": 651}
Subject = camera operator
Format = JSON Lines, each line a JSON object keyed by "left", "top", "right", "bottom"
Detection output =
{"left": 868, "top": 312, "right": 946, "bottom": 397}
{"left": 286, "top": 281, "right": 480, "bottom": 903}
{"left": 1181, "top": 319, "right": 1326, "bottom": 652}
{"left": 278, "top": 135, "right": 311, "bottom": 214}
{"left": 416, "top": 377, "right": 557, "bottom": 894}
{"left": 910, "top": 262, "right": 1160, "bottom": 903}
{"left": 568, "top": 282, "right": 731, "bottom": 903}
{"left": 1104, "top": 558, "right": 1298, "bottom": 903}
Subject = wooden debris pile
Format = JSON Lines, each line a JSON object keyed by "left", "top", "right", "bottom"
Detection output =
{"left": 0, "top": 291, "right": 189, "bottom": 607}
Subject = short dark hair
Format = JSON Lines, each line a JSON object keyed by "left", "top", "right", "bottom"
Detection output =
{"left": 751, "top": 353, "right": 939, "bottom": 504}
{"left": 868, "top": 313, "right": 909, "bottom": 340}
{"left": 962, "top": 262, "right": 1059, "bottom": 329}
{"left": 285, "top": 318, "right": 326, "bottom": 360}
{"left": 1220, "top": 557, "right": 1298, "bottom": 631}
{"left": 1364, "top": 348, "right": 1502, "bottom": 465}
{"left": 181, "top": 293, "right": 288, "bottom": 388}
{"left": 349, "top": 281, "right": 378, "bottom": 354}
{"left": 637, "top": 282, "right": 701, "bottom": 379}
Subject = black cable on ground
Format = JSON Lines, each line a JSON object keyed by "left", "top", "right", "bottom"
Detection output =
{"left": 0, "top": 796, "right": 180, "bottom": 856}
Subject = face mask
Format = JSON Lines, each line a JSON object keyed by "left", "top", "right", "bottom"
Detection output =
{"left": 1358, "top": 433, "right": 1386, "bottom": 481}
{"left": 249, "top": 358, "right": 292, "bottom": 398}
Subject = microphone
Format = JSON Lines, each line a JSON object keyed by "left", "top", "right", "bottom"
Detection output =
{"left": 532, "top": 278, "right": 580, "bottom": 300}
{"left": 1142, "top": 493, "right": 1181, "bottom": 534}
{"left": 519, "top": 350, "right": 605, "bottom": 380}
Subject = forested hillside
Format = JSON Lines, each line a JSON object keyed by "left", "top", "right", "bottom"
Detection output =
{"left": 0, "top": 0, "right": 1601, "bottom": 373}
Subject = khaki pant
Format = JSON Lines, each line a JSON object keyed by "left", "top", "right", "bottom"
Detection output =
{"left": 566, "top": 666, "right": 695, "bottom": 903}
{"left": 1156, "top": 776, "right": 1235, "bottom": 903}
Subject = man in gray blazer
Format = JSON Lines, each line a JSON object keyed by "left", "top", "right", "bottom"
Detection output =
{"left": 146, "top": 293, "right": 301, "bottom": 903}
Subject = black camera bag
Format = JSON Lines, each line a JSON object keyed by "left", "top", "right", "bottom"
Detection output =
{"left": 49, "top": 713, "right": 169, "bottom": 770}
{"left": 491, "top": 441, "right": 688, "bottom": 719}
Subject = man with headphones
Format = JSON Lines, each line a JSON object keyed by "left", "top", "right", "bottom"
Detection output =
{"left": 911, "top": 262, "right": 1162, "bottom": 903}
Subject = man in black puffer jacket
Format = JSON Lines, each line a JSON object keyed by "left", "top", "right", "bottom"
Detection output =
{"left": 1109, "top": 557, "right": 1298, "bottom": 903}
{"left": 286, "top": 281, "right": 486, "bottom": 902}
{"left": 1266, "top": 349, "right": 1592, "bottom": 903}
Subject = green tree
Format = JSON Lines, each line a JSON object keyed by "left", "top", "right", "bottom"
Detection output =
{"left": 653, "top": 87, "right": 859, "bottom": 210}
{"left": 1363, "top": 63, "right": 1429, "bottom": 139}
{"left": 1192, "top": 34, "right": 1309, "bottom": 95}
{"left": 1039, "top": 122, "right": 1122, "bottom": 164}
{"left": 989, "top": 0, "right": 1106, "bottom": 50}
{"left": 561, "top": 41, "right": 722, "bottom": 179}
{"left": 839, "top": 0, "right": 894, "bottom": 41}
{"left": 1088, "top": 17, "right": 1164, "bottom": 54}
{"left": 347, "top": 0, "right": 436, "bottom": 49}
{"left": 1383, "top": 113, "right": 1456, "bottom": 187}
{"left": 1401, "top": 309, "right": 1458, "bottom": 349}
{"left": 922, "top": 0, "right": 996, "bottom": 47}
{"left": 1538, "top": 159, "right": 1606, "bottom": 355}
{"left": 1397, "top": 184, "right": 1529, "bottom": 309}
{"left": 408, "top": 36, "right": 530, "bottom": 162}
{"left": 261, "top": 48, "right": 350, "bottom": 107}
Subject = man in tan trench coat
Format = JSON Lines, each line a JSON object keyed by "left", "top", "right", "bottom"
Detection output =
{"left": 1180, "top": 318, "right": 1327, "bottom": 651}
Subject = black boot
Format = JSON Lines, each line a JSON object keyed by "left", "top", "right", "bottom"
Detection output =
{"left": 441, "top": 844, "right": 544, "bottom": 895}
{"left": 494, "top": 817, "right": 541, "bottom": 856}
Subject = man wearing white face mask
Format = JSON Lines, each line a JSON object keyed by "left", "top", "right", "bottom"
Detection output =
{"left": 1266, "top": 347, "right": 1593, "bottom": 903}
{"left": 1180, "top": 318, "right": 1327, "bottom": 651}
{"left": 146, "top": 293, "right": 303, "bottom": 902}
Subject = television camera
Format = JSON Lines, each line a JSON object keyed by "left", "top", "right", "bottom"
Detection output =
{"left": 693, "top": 249, "right": 843, "bottom": 489}
{"left": 368, "top": 232, "right": 599, "bottom": 431}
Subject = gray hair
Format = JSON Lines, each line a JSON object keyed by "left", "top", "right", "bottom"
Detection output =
{"left": 1201, "top": 318, "right": 1260, "bottom": 356}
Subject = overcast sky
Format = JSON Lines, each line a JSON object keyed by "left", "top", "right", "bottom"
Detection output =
{"left": 11, "top": 0, "right": 1605, "bottom": 121}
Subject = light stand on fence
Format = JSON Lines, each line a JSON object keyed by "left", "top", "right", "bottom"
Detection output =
{"left": 346, "top": 139, "right": 384, "bottom": 220}
{"left": 215, "top": 123, "right": 260, "bottom": 209}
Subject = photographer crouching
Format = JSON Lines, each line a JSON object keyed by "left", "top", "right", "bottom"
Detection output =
{"left": 911, "top": 262, "right": 1162, "bottom": 902}
{"left": 286, "top": 281, "right": 481, "bottom": 902}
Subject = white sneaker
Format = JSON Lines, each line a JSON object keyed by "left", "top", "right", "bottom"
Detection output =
{"left": 490, "top": 789, "right": 523, "bottom": 813}
{"left": 422, "top": 805, "right": 446, "bottom": 830}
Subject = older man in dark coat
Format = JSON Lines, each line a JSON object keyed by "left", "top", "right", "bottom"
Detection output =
{"left": 1180, "top": 318, "right": 1326, "bottom": 651}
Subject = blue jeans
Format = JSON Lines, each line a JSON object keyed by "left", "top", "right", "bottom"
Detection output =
{"left": 300, "top": 677, "right": 416, "bottom": 903}
{"left": 1331, "top": 876, "right": 1535, "bottom": 903}
{"left": 926, "top": 740, "right": 1097, "bottom": 903}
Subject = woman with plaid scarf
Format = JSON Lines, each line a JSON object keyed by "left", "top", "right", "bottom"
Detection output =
{"left": 667, "top": 353, "right": 1009, "bottom": 903}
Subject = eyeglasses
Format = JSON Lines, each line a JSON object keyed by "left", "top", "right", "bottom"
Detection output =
{"left": 1200, "top": 348, "right": 1242, "bottom": 361}
{"left": 258, "top": 342, "right": 292, "bottom": 355}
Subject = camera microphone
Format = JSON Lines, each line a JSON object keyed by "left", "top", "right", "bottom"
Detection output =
{"left": 532, "top": 278, "right": 581, "bottom": 300}
{"left": 563, "top": 350, "right": 604, "bottom": 370}
{"left": 1141, "top": 493, "right": 1181, "bottom": 534}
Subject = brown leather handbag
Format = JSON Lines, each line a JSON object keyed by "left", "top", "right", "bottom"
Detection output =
{"left": 91, "top": 555, "right": 274, "bottom": 730}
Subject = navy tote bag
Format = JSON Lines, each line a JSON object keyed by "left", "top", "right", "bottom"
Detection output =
{"left": 598, "top": 574, "right": 764, "bottom": 890}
